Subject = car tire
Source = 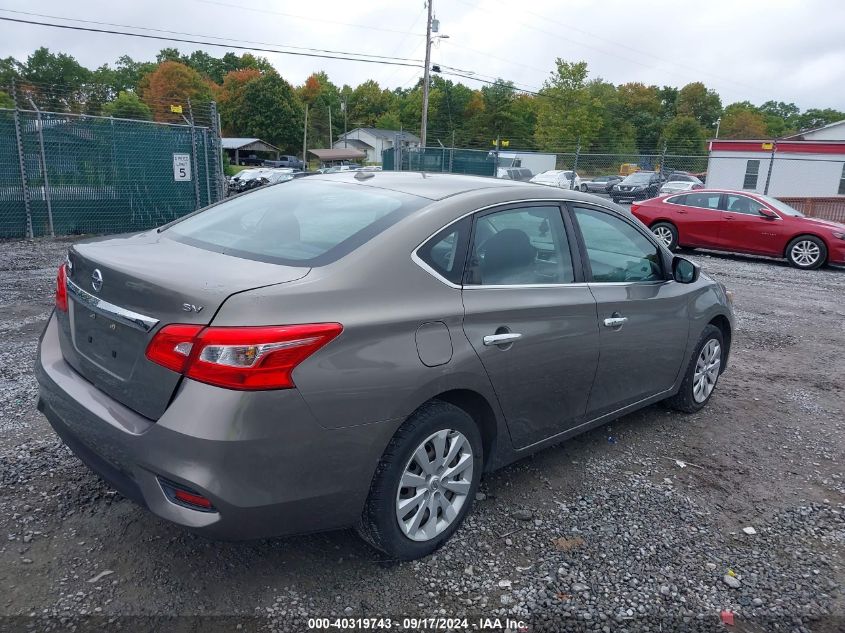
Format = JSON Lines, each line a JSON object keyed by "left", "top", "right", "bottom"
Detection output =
{"left": 580, "top": 184, "right": 588, "bottom": 192}
{"left": 785, "top": 235, "right": 827, "bottom": 270}
{"left": 666, "top": 324, "right": 724, "bottom": 413}
{"left": 651, "top": 222, "right": 679, "bottom": 250}
{"left": 356, "top": 401, "right": 483, "bottom": 560}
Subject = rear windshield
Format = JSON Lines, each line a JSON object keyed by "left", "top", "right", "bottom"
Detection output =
{"left": 166, "top": 180, "right": 425, "bottom": 266}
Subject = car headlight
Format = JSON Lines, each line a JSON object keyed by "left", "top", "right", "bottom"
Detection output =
{"left": 833, "top": 231, "right": 845, "bottom": 240}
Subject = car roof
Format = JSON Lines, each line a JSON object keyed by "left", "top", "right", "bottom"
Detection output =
{"left": 308, "top": 171, "right": 535, "bottom": 200}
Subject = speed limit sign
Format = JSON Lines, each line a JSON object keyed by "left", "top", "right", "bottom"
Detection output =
{"left": 173, "top": 153, "right": 192, "bottom": 181}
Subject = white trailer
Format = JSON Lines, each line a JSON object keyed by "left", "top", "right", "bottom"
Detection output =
{"left": 495, "top": 151, "right": 557, "bottom": 177}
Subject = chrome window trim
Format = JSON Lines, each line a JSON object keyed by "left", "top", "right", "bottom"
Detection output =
{"left": 66, "top": 278, "right": 160, "bottom": 333}
{"left": 411, "top": 197, "right": 622, "bottom": 289}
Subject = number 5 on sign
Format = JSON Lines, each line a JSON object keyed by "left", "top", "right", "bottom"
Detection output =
{"left": 173, "top": 153, "right": 192, "bottom": 181}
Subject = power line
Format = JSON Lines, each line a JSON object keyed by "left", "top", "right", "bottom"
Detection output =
{"left": 0, "top": 17, "right": 425, "bottom": 68}
{"left": 0, "top": 9, "right": 427, "bottom": 64}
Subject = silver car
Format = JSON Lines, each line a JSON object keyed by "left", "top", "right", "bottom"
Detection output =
{"left": 36, "top": 172, "right": 734, "bottom": 560}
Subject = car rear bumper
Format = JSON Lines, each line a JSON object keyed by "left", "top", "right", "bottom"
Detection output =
{"left": 35, "top": 314, "right": 399, "bottom": 540}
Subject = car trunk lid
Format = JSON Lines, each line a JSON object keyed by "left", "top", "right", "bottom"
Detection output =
{"left": 58, "top": 231, "right": 309, "bottom": 419}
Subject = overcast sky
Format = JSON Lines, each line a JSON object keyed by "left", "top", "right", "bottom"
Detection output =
{"left": 1, "top": 0, "right": 843, "bottom": 110}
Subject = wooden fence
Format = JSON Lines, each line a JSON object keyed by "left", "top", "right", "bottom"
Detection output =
{"left": 777, "top": 197, "right": 845, "bottom": 223}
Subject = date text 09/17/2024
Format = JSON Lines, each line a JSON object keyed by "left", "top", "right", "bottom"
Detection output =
{"left": 306, "top": 617, "right": 529, "bottom": 631}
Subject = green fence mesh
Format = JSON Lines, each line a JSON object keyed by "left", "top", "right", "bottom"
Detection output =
{"left": 383, "top": 147, "right": 496, "bottom": 176}
{"left": 0, "top": 108, "right": 223, "bottom": 238}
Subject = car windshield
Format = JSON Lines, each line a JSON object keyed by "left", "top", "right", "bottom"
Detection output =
{"left": 166, "top": 180, "right": 425, "bottom": 265}
{"left": 757, "top": 195, "right": 805, "bottom": 217}
{"left": 623, "top": 173, "right": 651, "bottom": 184}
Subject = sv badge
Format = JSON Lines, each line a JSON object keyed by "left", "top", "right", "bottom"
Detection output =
{"left": 182, "top": 303, "right": 204, "bottom": 313}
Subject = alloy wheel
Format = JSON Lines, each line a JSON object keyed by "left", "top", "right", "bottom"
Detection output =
{"left": 693, "top": 339, "right": 721, "bottom": 403}
{"left": 790, "top": 240, "right": 821, "bottom": 267}
{"left": 653, "top": 226, "right": 674, "bottom": 248}
{"left": 395, "top": 429, "right": 473, "bottom": 542}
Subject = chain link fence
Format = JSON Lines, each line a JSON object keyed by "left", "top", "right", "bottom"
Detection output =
{"left": 0, "top": 103, "right": 224, "bottom": 239}
{"left": 383, "top": 146, "right": 709, "bottom": 181}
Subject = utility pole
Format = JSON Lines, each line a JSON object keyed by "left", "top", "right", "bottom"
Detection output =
{"left": 302, "top": 103, "right": 309, "bottom": 166}
{"left": 328, "top": 105, "right": 333, "bottom": 149}
{"left": 420, "top": 0, "right": 434, "bottom": 148}
{"left": 341, "top": 99, "right": 347, "bottom": 148}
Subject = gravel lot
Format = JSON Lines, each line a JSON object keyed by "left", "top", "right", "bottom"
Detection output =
{"left": 1, "top": 236, "right": 843, "bottom": 632}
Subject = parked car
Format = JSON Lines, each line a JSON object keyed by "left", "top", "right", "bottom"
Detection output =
{"left": 659, "top": 181, "right": 703, "bottom": 195}
{"left": 665, "top": 172, "right": 704, "bottom": 185}
{"left": 497, "top": 167, "right": 534, "bottom": 181}
{"left": 324, "top": 164, "right": 361, "bottom": 173}
{"left": 610, "top": 171, "right": 665, "bottom": 202}
{"left": 37, "top": 173, "right": 734, "bottom": 560}
{"left": 263, "top": 155, "right": 306, "bottom": 170}
{"left": 530, "top": 170, "right": 581, "bottom": 190}
{"left": 630, "top": 189, "right": 845, "bottom": 269}
{"left": 236, "top": 154, "right": 264, "bottom": 166}
{"left": 580, "top": 175, "right": 623, "bottom": 193}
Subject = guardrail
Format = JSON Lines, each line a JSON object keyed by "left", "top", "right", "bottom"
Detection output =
{"left": 777, "top": 197, "right": 845, "bottom": 223}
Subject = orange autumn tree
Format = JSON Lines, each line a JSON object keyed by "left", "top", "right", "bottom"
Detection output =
{"left": 138, "top": 61, "right": 213, "bottom": 122}
{"left": 218, "top": 68, "right": 262, "bottom": 135}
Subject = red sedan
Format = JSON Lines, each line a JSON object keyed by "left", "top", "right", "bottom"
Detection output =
{"left": 630, "top": 190, "right": 845, "bottom": 270}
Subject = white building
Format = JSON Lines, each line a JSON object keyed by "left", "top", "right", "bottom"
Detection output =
{"left": 333, "top": 128, "right": 420, "bottom": 164}
{"left": 706, "top": 137, "right": 845, "bottom": 198}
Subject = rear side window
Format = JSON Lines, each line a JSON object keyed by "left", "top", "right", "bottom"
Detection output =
{"left": 166, "top": 180, "right": 424, "bottom": 266}
{"left": 417, "top": 218, "right": 470, "bottom": 285}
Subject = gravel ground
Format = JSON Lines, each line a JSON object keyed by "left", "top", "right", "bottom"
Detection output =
{"left": 1, "top": 237, "right": 843, "bottom": 633}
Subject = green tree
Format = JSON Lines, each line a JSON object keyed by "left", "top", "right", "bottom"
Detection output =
{"left": 232, "top": 72, "right": 305, "bottom": 153}
{"left": 660, "top": 115, "right": 707, "bottom": 154}
{"left": 19, "top": 47, "right": 91, "bottom": 111}
{"left": 375, "top": 111, "right": 402, "bottom": 130}
{"left": 0, "top": 56, "right": 19, "bottom": 87}
{"left": 676, "top": 82, "right": 722, "bottom": 130}
{"left": 348, "top": 79, "right": 392, "bottom": 127}
{"left": 534, "top": 59, "right": 601, "bottom": 152}
{"left": 111, "top": 55, "right": 156, "bottom": 94}
{"left": 103, "top": 91, "right": 152, "bottom": 120}
{"left": 618, "top": 82, "right": 662, "bottom": 151}
{"left": 793, "top": 108, "right": 845, "bottom": 132}
{"left": 0, "top": 90, "right": 13, "bottom": 108}
{"left": 720, "top": 107, "right": 768, "bottom": 138}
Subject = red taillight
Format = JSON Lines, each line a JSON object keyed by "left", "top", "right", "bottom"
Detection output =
{"left": 174, "top": 489, "right": 213, "bottom": 510}
{"left": 145, "top": 324, "right": 204, "bottom": 373}
{"left": 145, "top": 323, "right": 343, "bottom": 390}
{"left": 55, "top": 263, "right": 68, "bottom": 312}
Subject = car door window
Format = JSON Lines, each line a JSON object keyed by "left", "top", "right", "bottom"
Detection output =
{"left": 573, "top": 207, "right": 663, "bottom": 283}
{"left": 723, "top": 194, "right": 767, "bottom": 215}
{"left": 466, "top": 206, "right": 574, "bottom": 285}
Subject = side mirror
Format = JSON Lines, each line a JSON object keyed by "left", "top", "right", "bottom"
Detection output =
{"left": 672, "top": 256, "right": 700, "bottom": 284}
{"left": 759, "top": 208, "right": 778, "bottom": 219}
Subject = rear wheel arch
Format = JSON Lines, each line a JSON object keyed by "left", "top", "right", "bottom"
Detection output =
{"left": 432, "top": 389, "right": 498, "bottom": 471}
